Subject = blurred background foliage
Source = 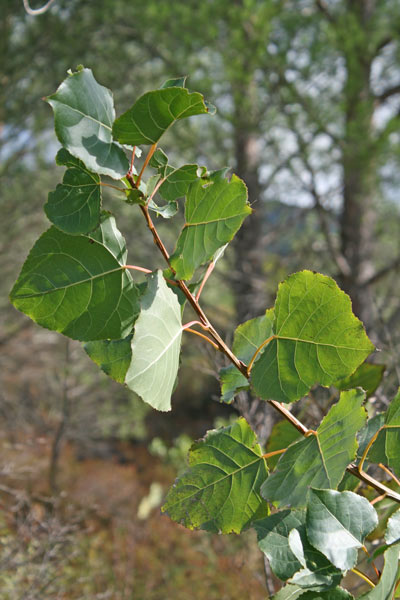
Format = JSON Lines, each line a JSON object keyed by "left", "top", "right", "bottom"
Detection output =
{"left": 1, "top": 0, "right": 400, "bottom": 597}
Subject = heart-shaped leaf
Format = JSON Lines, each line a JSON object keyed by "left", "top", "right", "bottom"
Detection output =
{"left": 261, "top": 389, "right": 367, "bottom": 507}
{"left": 170, "top": 174, "right": 251, "bottom": 280}
{"left": 113, "top": 84, "right": 214, "bottom": 146}
{"left": 10, "top": 213, "right": 140, "bottom": 341}
{"left": 251, "top": 271, "right": 374, "bottom": 403}
{"left": 46, "top": 67, "right": 129, "bottom": 180}
{"left": 162, "top": 417, "right": 268, "bottom": 533}
{"left": 219, "top": 310, "right": 274, "bottom": 403}
{"left": 125, "top": 271, "right": 182, "bottom": 411}
{"left": 45, "top": 149, "right": 102, "bottom": 234}
{"left": 306, "top": 489, "right": 378, "bottom": 570}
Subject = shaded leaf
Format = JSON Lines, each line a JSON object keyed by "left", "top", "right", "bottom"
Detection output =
{"left": 368, "top": 389, "right": 400, "bottom": 477}
{"left": 125, "top": 271, "right": 182, "bottom": 411}
{"left": 288, "top": 527, "right": 343, "bottom": 590}
{"left": 162, "top": 417, "right": 268, "bottom": 533}
{"left": 113, "top": 85, "right": 213, "bottom": 146}
{"left": 254, "top": 509, "right": 305, "bottom": 580}
{"left": 148, "top": 198, "right": 178, "bottom": 219}
{"left": 272, "top": 584, "right": 307, "bottom": 600}
{"left": 261, "top": 389, "right": 367, "bottom": 507}
{"left": 46, "top": 67, "right": 128, "bottom": 179}
{"left": 45, "top": 149, "right": 101, "bottom": 234}
{"left": 306, "top": 489, "right": 378, "bottom": 570}
{"left": 161, "top": 77, "right": 187, "bottom": 89}
{"left": 170, "top": 174, "right": 251, "bottom": 280}
{"left": 357, "top": 413, "right": 386, "bottom": 460}
{"left": 251, "top": 271, "right": 374, "bottom": 403}
{"left": 359, "top": 542, "right": 400, "bottom": 599}
{"left": 265, "top": 419, "right": 302, "bottom": 469}
{"left": 272, "top": 586, "right": 353, "bottom": 600}
{"left": 334, "top": 363, "right": 385, "bottom": 398}
{"left": 10, "top": 213, "right": 139, "bottom": 341}
{"left": 385, "top": 508, "right": 400, "bottom": 545}
{"left": 220, "top": 310, "right": 274, "bottom": 403}
{"left": 159, "top": 164, "right": 201, "bottom": 202}
{"left": 298, "top": 590, "right": 354, "bottom": 599}
{"left": 84, "top": 335, "right": 132, "bottom": 384}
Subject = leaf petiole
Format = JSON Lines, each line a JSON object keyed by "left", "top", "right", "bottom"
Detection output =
{"left": 351, "top": 567, "right": 376, "bottom": 588}
{"left": 247, "top": 335, "right": 276, "bottom": 375}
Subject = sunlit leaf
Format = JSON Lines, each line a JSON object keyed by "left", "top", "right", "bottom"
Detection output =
{"left": 45, "top": 148, "right": 102, "bottom": 234}
{"left": 306, "top": 489, "right": 378, "bottom": 570}
{"left": 251, "top": 271, "right": 374, "bottom": 403}
{"left": 261, "top": 389, "right": 367, "bottom": 507}
{"left": 162, "top": 417, "right": 268, "bottom": 533}
{"left": 125, "top": 271, "right": 182, "bottom": 411}
{"left": 385, "top": 508, "right": 400, "bottom": 545}
{"left": 219, "top": 310, "right": 274, "bottom": 403}
{"left": 170, "top": 174, "right": 251, "bottom": 280}
{"left": 10, "top": 213, "right": 139, "bottom": 341}
{"left": 113, "top": 84, "right": 214, "bottom": 146}
{"left": 46, "top": 67, "right": 129, "bottom": 179}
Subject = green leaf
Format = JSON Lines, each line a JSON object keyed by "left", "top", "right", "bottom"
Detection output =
{"left": 288, "top": 527, "right": 343, "bottom": 590}
{"left": 357, "top": 413, "right": 386, "bottom": 460}
{"left": 10, "top": 213, "right": 139, "bottom": 341}
{"left": 158, "top": 164, "right": 201, "bottom": 202}
{"left": 306, "top": 489, "right": 378, "bottom": 570}
{"left": 84, "top": 335, "right": 132, "bottom": 384}
{"left": 254, "top": 509, "right": 305, "bottom": 580}
{"left": 251, "top": 271, "right": 374, "bottom": 403}
{"left": 265, "top": 419, "right": 302, "bottom": 469}
{"left": 46, "top": 67, "right": 129, "bottom": 180}
{"left": 44, "top": 149, "right": 101, "bottom": 234}
{"left": 219, "top": 310, "right": 274, "bottom": 403}
{"left": 297, "top": 590, "right": 354, "bottom": 599}
{"left": 162, "top": 417, "right": 268, "bottom": 533}
{"left": 170, "top": 174, "right": 251, "bottom": 280}
{"left": 359, "top": 542, "right": 400, "bottom": 599}
{"left": 125, "top": 271, "right": 182, "bottom": 411}
{"left": 161, "top": 77, "right": 187, "bottom": 89}
{"left": 149, "top": 148, "right": 169, "bottom": 171}
{"left": 334, "top": 363, "right": 385, "bottom": 398}
{"left": 148, "top": 198, "right": 178, "bottom": 219}
{"left": 113, "top": 85, "right": 213, "bottom": 146}
{"left": 261, "top": 389, "right": 367, "bottom": 507}
{"left": 371, "top": 389, "right": 400, "bottom": 477}
{"left": 385, "top": 508, "right": 400, "bottom": 545}
{"left": 272, "top": 586, "right": 353, "bottom": 600}
{"left": 272, "top": 584, "right": 307, "bottom": 600}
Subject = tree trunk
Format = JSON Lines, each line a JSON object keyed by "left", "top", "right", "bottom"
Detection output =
{"left": 339, "top": 1, "right": 377, "bottom": 328}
